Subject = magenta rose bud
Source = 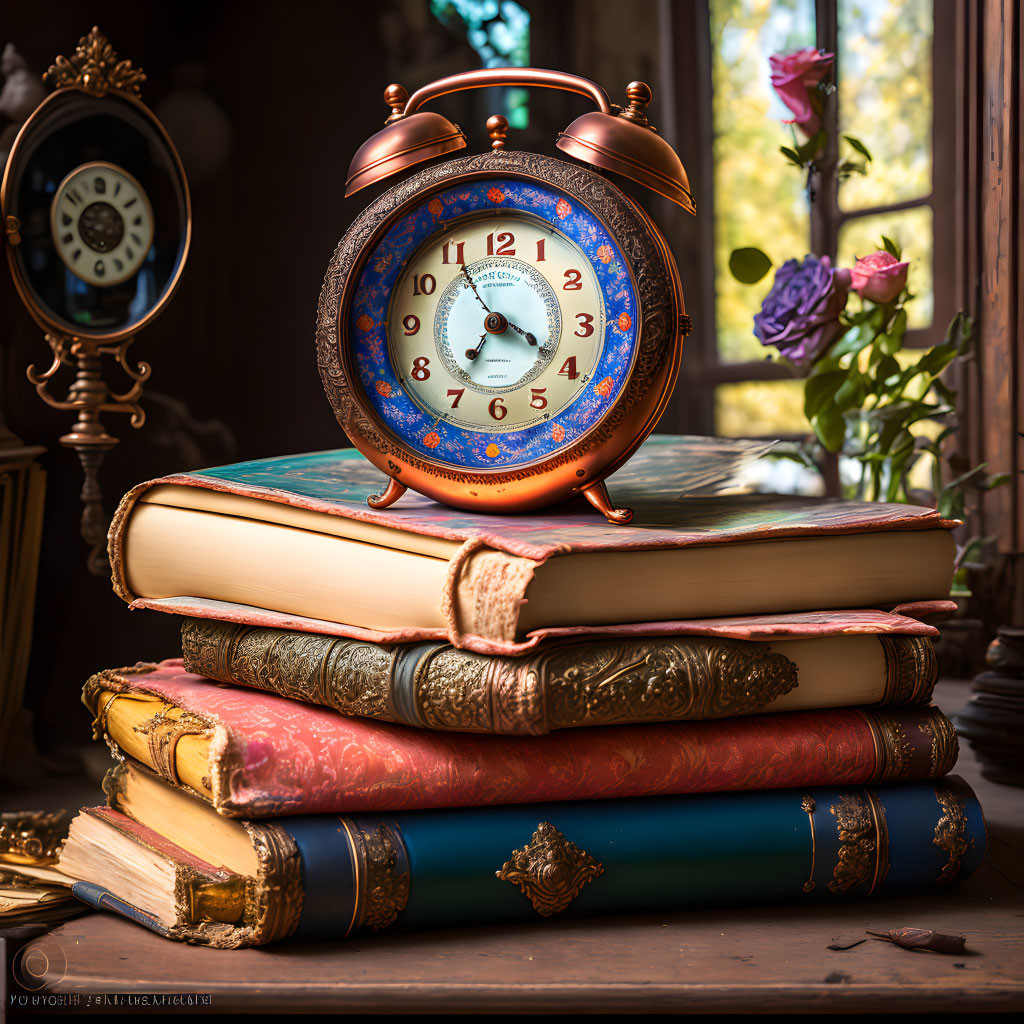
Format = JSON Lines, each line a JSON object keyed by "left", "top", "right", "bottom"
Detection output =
{"left": 850, "top": 250, "right": 909, "bottom": 304}
{"left": 769, "top": 48, "right": 834, "bottom": 137}
{"left": 754, "top": 255, "right": 851, "bottom": 372}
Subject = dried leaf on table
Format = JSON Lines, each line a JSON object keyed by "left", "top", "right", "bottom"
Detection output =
{"left": 866, "top": 928, "right": 967, "bottom": 954}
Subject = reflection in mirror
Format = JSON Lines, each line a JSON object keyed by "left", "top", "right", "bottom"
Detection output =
{"left": 4, "top": 93, "right": 188, "bottom": 337}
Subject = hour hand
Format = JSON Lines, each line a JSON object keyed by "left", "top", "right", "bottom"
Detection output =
{"left": 465, "top": 333, "right": 487, "bottom": 361}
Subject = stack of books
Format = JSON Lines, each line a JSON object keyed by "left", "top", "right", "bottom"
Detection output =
{"left": 56, "top": 437, "right": 986, "bottom": 947}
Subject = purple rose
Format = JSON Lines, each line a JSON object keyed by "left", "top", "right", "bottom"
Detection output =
{"left": 754, "top": 255, "right": 851, "bottom": 370}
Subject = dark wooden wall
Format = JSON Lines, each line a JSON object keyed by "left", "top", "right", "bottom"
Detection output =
{"left": 958, "top": 0, "right": 1023, "bottom": 629}
{"left": 0, "top": 0, "right": 704, "bottom": 753}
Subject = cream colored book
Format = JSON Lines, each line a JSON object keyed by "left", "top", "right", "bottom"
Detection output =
{"left": 108, "top": 437, "right": 956, "bottom": 655}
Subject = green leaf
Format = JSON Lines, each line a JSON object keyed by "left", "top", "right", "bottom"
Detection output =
{"left": 811, "top": 401, "right": 847, "bottom": 453}
{"left": 941, "top": 463, "right": 989, "bottom": 496}
{"left": 835, "top": 374, "right": 867, "bottom": 411}
{"left": 889, "top": 308, "right": 908, "bottom": 344}
{"left": 932, "top": 377, "right": 957, "bottom": 405}
{"left": 795, "top": 131, "right": 827, "bottom": 164}
{"left": 950, "top": 566, "right": 972, "bottom": 597}
{"left": 915, "top": 341, "right": 958, "bottom": 377}
{"left": 878, "top": 329, "right": 903, "bottom": 355}
{"left": 838, "top": 160, "right": 867, "bottom": 177}
{"left": 829, "top": 324, "right": 875, "bottom": 361}
{"left": 780, "top": 145, "right": 804, "bottom": 167}
{"left": 881, "top": 235, "right": 902, "bottom": 259}
{"left": 938, "top": 488, "right": 965, "bottom": 521}
{"left": 843, "top": 306, "right": 876, "bottom": 326}
{"left": 984, "top": 472, "right": 1012, "bottom": 490}
{"left": 728, "top": 247, "right": 774, "bottom": 285}
{"left": 874, "top": 354, "right": 901, "bottom": 386}
{"left": 843, "top": 135, "right": 873, "bottom": 161}
{"left": 944, "top": 311, "right": 974, "bottom": 355}
{"left": 803, "top": 369, "right": 849, "bottom": 418}
{"left": 886, "top": 452, "right": 911, "bottom": 502}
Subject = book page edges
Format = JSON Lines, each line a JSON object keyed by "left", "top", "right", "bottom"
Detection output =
{"left": 126, "top": 595, "right": 948, "bottom": 658}
{"left": 70, "top": 808, "right": 300, "bottom": 948}
{"left": 114, "top": 492, "right": 539, "bottom": 645}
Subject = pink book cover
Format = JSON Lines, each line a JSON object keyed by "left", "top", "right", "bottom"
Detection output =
{"left": 84, "top": 659, "right": 955, "bottom": 819}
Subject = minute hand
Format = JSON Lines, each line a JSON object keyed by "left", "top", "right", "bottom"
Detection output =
{"left": 460, "top": 265, "right": 490, "bottom": 313}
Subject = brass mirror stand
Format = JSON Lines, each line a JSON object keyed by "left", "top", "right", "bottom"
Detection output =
{"left": 26, "top": 331, "right": 149, "bottom": 573}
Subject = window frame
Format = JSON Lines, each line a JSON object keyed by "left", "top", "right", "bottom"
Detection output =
{"left": 658, "top": 0, "right": 959, "bottom": 436}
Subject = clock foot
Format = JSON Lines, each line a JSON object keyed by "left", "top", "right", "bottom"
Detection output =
{"left": 367, "top": 477, "right": 407, "bottom": 510}
{"left": 581, "top": 481, "right": 633, "bottom": 525}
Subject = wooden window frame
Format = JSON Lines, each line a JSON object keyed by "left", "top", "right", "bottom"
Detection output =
{"left": 658, "top": 0, "right": 959, "bottom": 435}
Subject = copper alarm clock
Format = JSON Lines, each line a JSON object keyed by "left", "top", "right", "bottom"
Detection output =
{"left": 316, "top": 68, "right": 693, "bottom": 524}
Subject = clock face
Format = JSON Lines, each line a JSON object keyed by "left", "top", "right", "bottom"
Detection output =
{"left": 50, "top": 161, "right": 154, "bottom": 287}
{"left": 350, "top": 179, "right": 639, "bottom": 470}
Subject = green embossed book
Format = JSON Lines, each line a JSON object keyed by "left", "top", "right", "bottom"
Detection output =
{"left": 58, "top": 762, "right": 986, "bottom": 948}
{"left": 109, "top": 436, "right": 956, "bottom": 655}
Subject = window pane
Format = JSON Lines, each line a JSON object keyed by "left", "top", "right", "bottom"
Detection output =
{"left": 715, "top": 379, "right": 809, "bottom": 437}
{"left": 711, "top": 0, "right": 815, "bottom": 363}
{"left": 837, "top": 206, "right": 933, "bottom": 328}
{"left": 430, "top": 0, "right": 531, "bottom": 127}
{"left": 837, "top": 0, "right": 932, "bottom": 211}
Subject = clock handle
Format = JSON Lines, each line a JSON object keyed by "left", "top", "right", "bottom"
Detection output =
{"left": 401, "top": 68, "right": 614, "bottom": 117}
{"left": 348, "top": 68, "right": 693, "bottom": 213}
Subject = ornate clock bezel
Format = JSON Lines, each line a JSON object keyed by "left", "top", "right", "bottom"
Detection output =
{"left": 316, "top": 149, "right": 685, "bottom": 515}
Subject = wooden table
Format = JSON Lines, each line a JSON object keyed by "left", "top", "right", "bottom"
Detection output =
{"left": 9, "top": 683, "right": 1024, "bottom": 1014}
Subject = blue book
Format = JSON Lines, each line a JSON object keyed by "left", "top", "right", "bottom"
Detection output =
{"left": 59, "top": 766, "right": 986, "bottom": 948}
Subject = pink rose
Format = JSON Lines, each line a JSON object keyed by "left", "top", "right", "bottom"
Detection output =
{"left": 769, "top": 48, "right": 834, "bottom": 137}
{"left": 850, "top": 250, "right": 909, "bottom": 304}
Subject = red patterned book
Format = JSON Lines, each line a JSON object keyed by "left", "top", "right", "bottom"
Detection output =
{"left": 83, "top": 660, "right": 958, "bottom": 818}
{"left": 107, "top": 436, "right": 958, "bottom": 655}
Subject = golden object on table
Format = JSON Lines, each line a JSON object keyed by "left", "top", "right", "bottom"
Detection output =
{"left": 0, "top": 811, "right": 83, "bottom": 925}
{"left": 0, "top": 809, "right": 70, "bottom": 866}
{"left": 496, "top": 821, "right": 604, "bottom": 916}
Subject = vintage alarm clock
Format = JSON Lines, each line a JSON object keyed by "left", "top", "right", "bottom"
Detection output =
{"left": 316, "top": 68, "right": 694, "bottom": 524}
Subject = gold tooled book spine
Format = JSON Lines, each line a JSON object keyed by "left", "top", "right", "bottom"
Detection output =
{"left": 876, "top": 634, "right": 937, "bottom": 705}
{"left": 181, "top": 619, "right": 813, "bottom": 735}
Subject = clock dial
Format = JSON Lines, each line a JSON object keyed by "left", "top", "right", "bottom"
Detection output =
{"left": 50, "top": 161, "right": 154, "bottom": 287}
{"left": 387, "top": 214, "right": 605, "bottom": 435}
{"left": 351, "top": 178, "right": 639, "bottom": 470}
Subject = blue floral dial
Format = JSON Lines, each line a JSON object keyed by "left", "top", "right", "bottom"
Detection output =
{"left": 350, "top": 178, "right": 639, "bottom": 470}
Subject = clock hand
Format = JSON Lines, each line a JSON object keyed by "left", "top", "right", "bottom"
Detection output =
{"left": 465, "top": 333, "right": 487, "bottom": 361}
{"left": 460, "top": 266, "right": 491, "bottom": 313}
{"left": 504, "top": 319, "right": 538, "bottom": 346}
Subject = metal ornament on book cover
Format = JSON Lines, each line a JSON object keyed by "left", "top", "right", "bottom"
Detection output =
{"left": 316, "top": 69, "right": 695, "bottom": 524}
